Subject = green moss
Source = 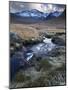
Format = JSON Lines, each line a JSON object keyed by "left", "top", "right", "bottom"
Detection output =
{"left": 15, "top": 72, "right": 31, "bottom": 82}
{"left": 25, "top": 77, "right": 46, "bottom": 87}
{"left": 22, "top": 63, "right": 66, "bottom": 87}
{"left": 37, "top": 59, "right": 52, "bottom": 71}
{"left": 25, "top": 76, "right": 52, "bottom": 87}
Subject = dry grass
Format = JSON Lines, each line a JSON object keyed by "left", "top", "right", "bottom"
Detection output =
{"left": 10, "top": 24, "right": 39, "bottom": 40}
{"left": 10, "top": 22, "right": 65, "bottom": 40}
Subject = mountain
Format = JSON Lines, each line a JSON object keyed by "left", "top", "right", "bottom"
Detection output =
{"left": 42, "top": 13, "right": 50, "bottom": 18}
{"left": 10, "top": 9, "right": 49, "bottom": 19}
{"left": 46, "top": 10, "right": 65, "bottom": 20}
{"left": 59, "top": 9, "right": 66, "bottom": 18}
{"left": 10, "top": 9, "right": 43, "bottom": 23}
{"left": 16, "top": 9, "right": 43, "bottom": 18}
{"left": 10, "top": 9, "right": 65, "bottom": 23}
{"left": 51, "top": 11, "right": 63, "bottom": 17}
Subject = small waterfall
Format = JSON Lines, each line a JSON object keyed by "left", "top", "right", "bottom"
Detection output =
{"left": 43, "top": 38, "right": 52, "bottom": 44}
{"left": 26, "top": 53, "right": 33, "bottom": 61}
{"left": 43, "top": 38, "right": 55, "bottom": 51}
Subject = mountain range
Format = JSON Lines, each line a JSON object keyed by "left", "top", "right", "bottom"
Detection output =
{"left": 10, "top": 9, "right": 66, "bottom": 23}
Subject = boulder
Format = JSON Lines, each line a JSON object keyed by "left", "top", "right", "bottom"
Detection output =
{"left": 10, "top": 32, "right": 23, "bottom": 57}
{"left": 52, "top": 36, "right": 65, "bottom": 46}
{"left": 10, "top": 51, "right": 31, "bottom": 81}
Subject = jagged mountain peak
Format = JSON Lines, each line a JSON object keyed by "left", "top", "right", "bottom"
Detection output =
{"left": 10, "top": 9, "right": 65, "bottom": 23}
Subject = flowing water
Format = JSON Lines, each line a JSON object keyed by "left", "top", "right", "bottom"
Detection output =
{"left": 26, "top": 38, "right": 56, "bottom": 61}
{"left": 10, "top": 37, "right": 65, "bottom": 79}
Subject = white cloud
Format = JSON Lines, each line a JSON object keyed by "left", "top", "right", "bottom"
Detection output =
{"left": 41, "top": 4, "right": 65, "bottom": 13}
{"left": 9, "top": 2, "right": 65, "bottom": 13}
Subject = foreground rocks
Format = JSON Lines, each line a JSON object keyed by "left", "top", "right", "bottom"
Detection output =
{"left": 52, "top": 36, "right": 65, "bottom": 46}
{"left": 10, "top": 32, "right": 66, "bottom": 88}
{"left": 10, "top": 32, "right": 23, "bottom": 57}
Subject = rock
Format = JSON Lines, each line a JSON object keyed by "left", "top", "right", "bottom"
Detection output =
{"left": 10, "top": 51, "right": 31, "bottom": 81}
{"left": 10, "top": 32, "right": 23, "bottom": 43}
{"left": 52, "top": 36, "right": 65, "bottom": 46}
{"left": 48, "top": 46, "right": 65, "bottom": 57}
{"left": 10, "top": 32, "right": 23, "bottom": 57}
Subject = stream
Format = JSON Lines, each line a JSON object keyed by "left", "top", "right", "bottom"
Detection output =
{"left": 25, "top": 38, "right": 56, "bottom": 61}
{"left": 10, "top": 37, "right": 64, "bottom": 79}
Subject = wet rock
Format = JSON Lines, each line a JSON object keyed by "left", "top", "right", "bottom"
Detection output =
{"left": 10, "top": 51, "right": 31, "bottom": 81}
{"left": 52, "top": 36, "right": 65, "bottom": 46}
{"left": 47, "top": 46, "right": 65, "bottom": 57}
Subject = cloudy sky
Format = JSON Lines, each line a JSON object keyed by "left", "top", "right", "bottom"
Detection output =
{"left": 9, "top": 1, "right": 65, "bottom": 13}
